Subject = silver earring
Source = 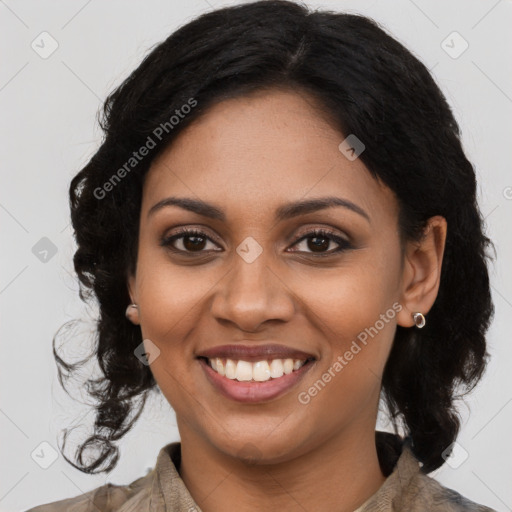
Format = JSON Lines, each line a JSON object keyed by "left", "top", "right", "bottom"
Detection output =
{"left": 412, "top": 312, "right": 426, "bottom": 328}
{"left": 125, "top": 303, "right": 138, "bottom": 319}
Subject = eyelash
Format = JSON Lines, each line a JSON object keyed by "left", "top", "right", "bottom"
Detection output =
{"left": 160, "top": 227, "right": 353, "bottom": 257}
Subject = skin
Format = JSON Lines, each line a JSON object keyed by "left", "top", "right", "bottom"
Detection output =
{"left": 127, "top": 88, "right": 447, "bottom": 512}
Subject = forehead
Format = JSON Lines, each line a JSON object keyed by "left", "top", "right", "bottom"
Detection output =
{"left": 141, "top": 89, "right": 397, "bottom": 225}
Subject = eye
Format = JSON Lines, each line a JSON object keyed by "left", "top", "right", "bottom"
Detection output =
{"left": 289, "top": 229, "right": 352, "bottom": 256}
{"left": 160, "top": 228, "right": 221, "bottom": 254}
{"left": 160, "top": 227, "right": 352, "bottom": 257}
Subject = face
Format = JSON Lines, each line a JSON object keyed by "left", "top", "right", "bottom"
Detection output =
{"left": 128, "top": 88, "right": 408, "bottom": 464}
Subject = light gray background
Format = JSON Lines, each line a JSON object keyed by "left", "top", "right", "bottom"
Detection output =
{"left": 1, "top": 1, "right": 511, "bottom": 511}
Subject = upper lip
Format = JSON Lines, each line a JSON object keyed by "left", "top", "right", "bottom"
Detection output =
{"left": 196, "top": 344, "right": 316, "bottom": 362}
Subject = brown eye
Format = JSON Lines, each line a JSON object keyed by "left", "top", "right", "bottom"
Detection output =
{"left": 290, "top": 229, "right": 352, "bottom": 255}
{"left": 160, "top": 228, "right": 221, "bottom": 254}
{"left": 306, "top": 234, "right": 330, "bottom": 252}
{"left": 182, "top": 233, "right": 207, "bottom": 251}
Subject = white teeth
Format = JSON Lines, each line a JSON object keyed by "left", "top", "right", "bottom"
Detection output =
{"left": 293, "top": 359, "right": 302, "bottom": 370}
{"left": 215, "top": 358, "right": 225, "bottom": 376}
{"left": 269, "top": 359, "right": 284, "bottom": 378}
{"left": 236, "top": 360, "right": 253, "bottom": 381}
{"left": 253, "top": 361, "right": 271, "bottom": 381}
{"left": 283, "top": 358, "right": 294, "bottom": 374}
{"left": 207, "top": 357, "right": 308, "bottom": 382}
{"left": 225, "top": 359, "right": 237, "bottom": 379}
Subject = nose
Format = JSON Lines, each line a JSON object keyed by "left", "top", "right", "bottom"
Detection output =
{"left": 210, "top": 251, "right": 295, "bottom": 332}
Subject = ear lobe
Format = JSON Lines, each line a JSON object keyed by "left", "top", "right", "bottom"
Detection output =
{"left": 396, "top": 215, "right": 447, "bottom": 328}
{"left": 126, "top": 274, "right": 140, "bottom": 325}
{"left": 125, "top": 304, "right": 140, "bottom": 325}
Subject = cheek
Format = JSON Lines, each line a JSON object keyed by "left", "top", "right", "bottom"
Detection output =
{"left": 291, "top": 249, "right": 401, "bottom": 405}
{"left": 135, "top": 242, "right": 215, "bottom": 339}
{"left": 133, "top": 257, "right": 204, "bottom": 418}
{"left": 294, "top": 249, "right": 401, "bottom": 342}
{"left": 132, "top": 246, "right": 216, "bottom": 403}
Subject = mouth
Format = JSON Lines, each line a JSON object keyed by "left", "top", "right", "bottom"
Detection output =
{"left": 196, "top": 344, "right": 317, "bottom": 403}
{"left": 198, "top": 356, "right": 314, "bottom": 381}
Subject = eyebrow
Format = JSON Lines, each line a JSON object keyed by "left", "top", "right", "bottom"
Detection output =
{"left": 147, "top": 196, "right": 370, "bottom": 223}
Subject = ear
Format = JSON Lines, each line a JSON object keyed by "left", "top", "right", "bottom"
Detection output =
{"left": 396, "top": 215, "right": 447, "bottom": 328}
{"left": 126, "top": 272, "right": 140, "bottom": 326}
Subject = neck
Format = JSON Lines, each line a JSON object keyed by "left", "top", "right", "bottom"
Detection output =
{"left": 178, "top": 425, "right": 387, "bottom": 512}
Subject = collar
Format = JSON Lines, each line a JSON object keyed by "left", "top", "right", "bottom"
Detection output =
{"left": 354, "top": 435, "right": 421, "bottom": 511}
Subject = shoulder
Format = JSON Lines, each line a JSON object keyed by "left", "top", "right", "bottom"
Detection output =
{"left": 406, "top": 470, "right": 496, "bottom": 512}
{"left": 373, "top": 432, "right": 496, "bottom": 512}
{"left": 23, "top": 471, "right": 154, "bottom": 512}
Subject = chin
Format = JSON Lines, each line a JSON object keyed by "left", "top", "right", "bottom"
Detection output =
{"left": 212, "top": 431, "right": 307, "bottom": 466}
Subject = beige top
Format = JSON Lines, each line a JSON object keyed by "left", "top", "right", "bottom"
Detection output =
{"left": 25, "top": 433, "right": 496, "bottom": 512}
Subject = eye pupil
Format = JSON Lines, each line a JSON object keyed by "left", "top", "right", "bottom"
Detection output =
{"left": 308, "top": 236, "right": 329, "bottom": 252}
{"left": 183, "top": 235, "right": 206, "bottom": 251}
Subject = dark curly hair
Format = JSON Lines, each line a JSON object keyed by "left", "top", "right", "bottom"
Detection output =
{"left": 55, "top": 0, "right": 494, "bottom": 475}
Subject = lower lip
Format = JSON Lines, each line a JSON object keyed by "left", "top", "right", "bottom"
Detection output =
{"left": 198, "top": 358, "right": 315, "bottom": 403}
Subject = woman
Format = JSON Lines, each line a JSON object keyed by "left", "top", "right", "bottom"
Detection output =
{"left": 27, "top": 1, "right": 496, "bottom": 510}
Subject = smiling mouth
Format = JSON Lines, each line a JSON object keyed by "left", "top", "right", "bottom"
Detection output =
{"left": 197, "top": 356, "right": 315, "bottom": 382}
